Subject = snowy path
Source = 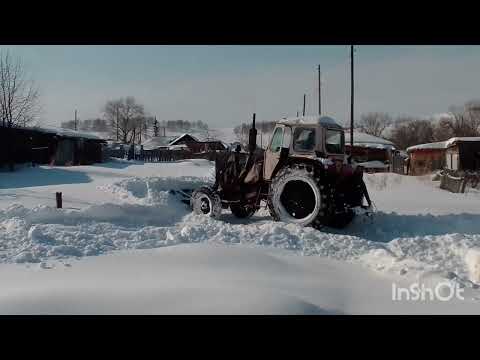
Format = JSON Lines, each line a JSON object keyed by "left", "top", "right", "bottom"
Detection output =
{"left": 2, "top": 244, "right": 478, "bottom": 315}
{"left": 1, "top": 159, "right": 480, "bottom": 314}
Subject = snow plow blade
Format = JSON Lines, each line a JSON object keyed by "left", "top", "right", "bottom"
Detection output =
{"left": 352, "top": 205, "right": 376, "bottom": 224}
{"left": 169, "top": 188, "right": 195, "bottom": 206}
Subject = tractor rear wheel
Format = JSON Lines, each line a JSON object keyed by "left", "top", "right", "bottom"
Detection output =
{"left": 267, "top": 164, "right": 327, "bottom": 230}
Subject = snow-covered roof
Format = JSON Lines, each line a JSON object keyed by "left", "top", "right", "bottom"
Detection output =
{"left": 445, "top": 137, "right": 480, "bottom": 148}
{"left": 168, "top": 144, "right": 189, "bottom": 150}
{"left": 30, "top": 126, "right": 104, "bottom": 140}
{"left": 407, "top": 137, "right": 480, "bottom": 152}
{"left": 169, "top": 133, "right": 199, "bottom": 145}
{"left": 345, "top": 131, "right": 395, "bottom": 149}
{"left": 142, "top": 136, "right": 178, "bottom": 150}
{"left": 278, "top": 115, "right": 343, "bottom": 129}
{"left": 406, "top": 141, "right": 446, "bottom": 152}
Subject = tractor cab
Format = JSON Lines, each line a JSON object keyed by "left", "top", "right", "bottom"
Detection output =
{"left": 263, "top": 115, "right": 346, "bottom": 181}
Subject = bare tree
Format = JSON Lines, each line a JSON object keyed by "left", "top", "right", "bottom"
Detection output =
{"left": 389, "top": 117, "right": 435, "bottom": 150}
{"left": 0, "top": 50, "right": 40, "bottom": 128}
{"left": 358, "top": 112, "right": 391, "bottom": 137}
{"left": 437, "top": 101, "right": 480, "bottom": 138}
{"left": 103, "top": 97, "right": 145, "bottom": 143}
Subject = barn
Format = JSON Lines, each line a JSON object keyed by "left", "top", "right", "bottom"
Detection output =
{"left": 0, "top": 125, "right": 106, "bottom": 170}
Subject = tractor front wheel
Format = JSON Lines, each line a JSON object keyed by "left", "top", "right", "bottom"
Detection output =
{"left": 190, "top": 186, "right": 222, "bottom": 218}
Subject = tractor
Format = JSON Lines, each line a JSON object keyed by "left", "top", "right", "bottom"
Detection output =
{"left": 190, "top": 114, "right": 372, "bottom": 229}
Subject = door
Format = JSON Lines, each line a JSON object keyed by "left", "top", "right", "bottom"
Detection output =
{"left": 263, "top": 126, "right": 284, "bottom": 181}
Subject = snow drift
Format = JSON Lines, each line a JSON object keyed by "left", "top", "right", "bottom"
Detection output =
{"left": 1, "top": 163, "right": 480, "bottom": 289}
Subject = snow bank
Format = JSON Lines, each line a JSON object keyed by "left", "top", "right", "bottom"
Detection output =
{"left": 3, "top": 197, "right": 480, "bottom": 285}
{"left": 2, "top": 167, "right": 480, "bottom": 291}
{"left": 466, "top": 248, "right": 480, "bottom": 284}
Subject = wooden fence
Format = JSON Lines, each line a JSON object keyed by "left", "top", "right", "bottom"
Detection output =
{"left": 106, "top": 148, "right": 220, "bottom": 162}
{"left": 391, "top": 154, "right": 406, "bottom": 175}
{"left": 439, "top": 169, "right": 480, "bottom": 193}
{"left": 440, "top": 173, "right": 466, "bottom": 193}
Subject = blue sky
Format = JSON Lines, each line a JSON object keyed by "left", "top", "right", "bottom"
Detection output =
{"left": 3, "top": 45, "right": 480, "bottom": 128}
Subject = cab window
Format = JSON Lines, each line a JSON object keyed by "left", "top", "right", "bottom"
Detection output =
{"left": 325, "top": 130, "right": 344, "bottom": 154}
{"left": 293, "top": 128, "right": 316, "bottom": 151}
{"left": 269, "top": 127, "right": 284, "bottom": 153}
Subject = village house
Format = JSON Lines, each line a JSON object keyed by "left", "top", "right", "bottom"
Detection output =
{"left": 142, "top": 133, "right": 226, "bottom": 152}
{"left": 406, "top": 137, "right": 480, "bottom": 175}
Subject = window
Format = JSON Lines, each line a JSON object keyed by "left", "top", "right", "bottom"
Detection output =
{"left": 269, "top": 127, "right": 284, "bottom": 153}
{"left": 325, "top": 129, "right": 344, "bottom": 154}
{"left": 293, "top": 128, "right": 316, "bottom": 151}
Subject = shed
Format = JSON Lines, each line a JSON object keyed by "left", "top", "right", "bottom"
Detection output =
{"left": 0, "top": 125, "right": 106, "bottom": 168}
{"left": 406, "top": 141, "right": 446, "bottom": 176}
{"left": 31, "top": 127, "right": 106, "bottom": 166}
{"left": 444, "top": 137, "right": 480, "bottom": 172}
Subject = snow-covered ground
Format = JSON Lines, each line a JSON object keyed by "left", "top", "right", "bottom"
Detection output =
{"left": 1, "top": 160, "right": 480, "bottom": 314}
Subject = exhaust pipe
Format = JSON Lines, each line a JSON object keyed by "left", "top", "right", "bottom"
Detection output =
{"left": 248, "top": 113, "right": 257, "bottom": 153}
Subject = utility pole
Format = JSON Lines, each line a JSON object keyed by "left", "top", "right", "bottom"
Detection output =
{"left": 296, "top": 111, "right": 299, "bottom": 117}
{"left": 302, "top": 94, "right": 306, "bottom": 116}
{"left": 139, "top": 119, "right": 142, "bottom": 145}
{"left": 350, "top": 45, "right": 355, "bottom": 151}
{"left": 74, "top": 110, "right": 77, "bottom": 131}
{"left": 116, "top": 107, "right": 119, "bottom": 142}
{"left": 318, "top": 65, "right": 322, "bottom": 115}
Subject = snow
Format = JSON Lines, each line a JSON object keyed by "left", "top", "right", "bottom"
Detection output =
{"left": 30, "top": 126, "right": 104, "bottom": 140}
{"left": 407, "top": 137, "right": 480, "bottom": 152}
{"left": 407, "top": 141, "right": 447, "bottom": 152}
{"left": 356, "top": 160, "right": 389, "bottom": 169}
{"left": 465, "top": 248, "right": 480, "bottom": 284}
{"left": 1, "top": 160, "right": 480, "bottom": 314}
{"left": 445, "top": 137, "right": 480, "bottom": 148}
{"left": 345, "top": 131, "right": 395, "bottom": 149}
{"left": 278, "top": 115, "right": 343, "bottom": 129}
{"left": 141, "top": 136, "right": 178, "bottom": 150}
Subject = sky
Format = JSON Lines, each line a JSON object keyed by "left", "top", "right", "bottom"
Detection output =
{"left": 2, "top": 45, "right": 480, "bottom": 129}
